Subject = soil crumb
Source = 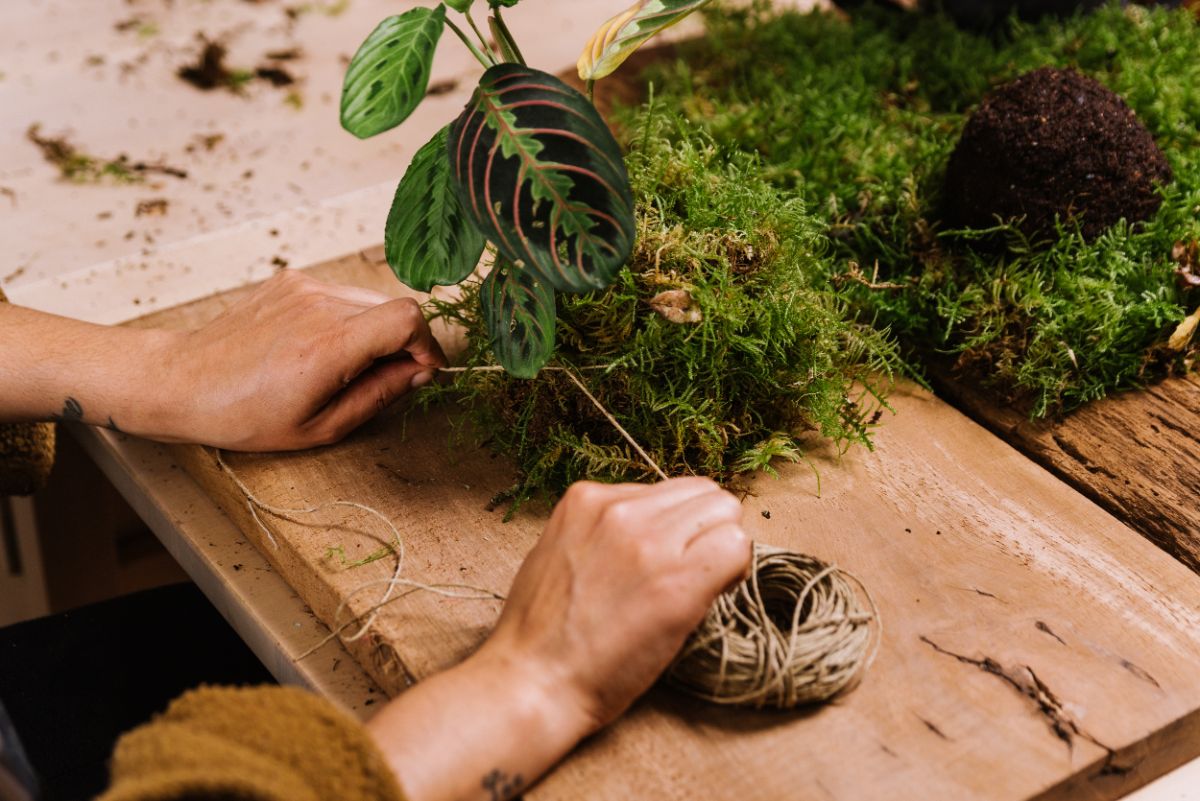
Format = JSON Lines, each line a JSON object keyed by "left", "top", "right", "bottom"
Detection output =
{"left": 178, "top": 39, "right": 300, "bottom": 93}
{"left": 26, "top": 124, "right": 188, "bottom": 184}
{"left": 943, "top": 67, "right": 1172, "bottom": 242}
{"left": 135, "top": 198, "right": 169, "bottom": 217}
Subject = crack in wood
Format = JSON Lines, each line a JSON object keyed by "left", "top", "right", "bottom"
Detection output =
{"left": 1035, "top": 621, "right": 1067, "bottom": 646}
{"left": 915, "top": 714, "right": 952, "bottom": 741}
{"left": 919, "top": 635, "right": 1128, "bottom": 774}
{"left": 1051, "top": 434, "right": 1118, "bottom": 479}
{"left": 1152, "top": 413, "right": 1200, "bottom": 449}
{"left": 1119, "top": 659, "right": 1162, "bottom": 690}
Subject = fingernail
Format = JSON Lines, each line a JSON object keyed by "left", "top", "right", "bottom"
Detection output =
{"left": 411, "top": 370, "right": 435, "bottom": 390}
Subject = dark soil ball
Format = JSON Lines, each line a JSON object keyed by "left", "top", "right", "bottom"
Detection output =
{"left": 943, "top": 67, "right": 1173, "bottom": 242}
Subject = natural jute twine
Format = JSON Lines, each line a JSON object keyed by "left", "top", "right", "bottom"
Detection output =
{"left": 667, "top": 543, "right": 879, "bottom": 709}
{"left": 216, "top": 366, "right": 881, "bottom": 707}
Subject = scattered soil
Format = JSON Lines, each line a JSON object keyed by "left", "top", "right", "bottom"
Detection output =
{"left": 135, "top": 198, "right": 169, "bottom": 217}
{"left": 943, "top": 67, "right": 1172, "bottom": 242}
{"left": 178, "top": 39, "right": 298, "bottom": 93}
{"left": 426, "top": 78, "right": 459, "bottom": 97}
{"left": 26, "top": 124, "right": 188, "bottom": 184}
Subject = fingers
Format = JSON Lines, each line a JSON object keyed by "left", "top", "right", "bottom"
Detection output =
{"left": 683, "top": 522, "right": 752, "bottom": 596}
{"left": 319, "top": 284, "right": 396, "bottom": 307}
{"left": 345, "top": 298, "right": 448, "bottom": 369}
{"left": 302, "top": 358, "right": 434, "bottom": 447}
{"left": 650, "top": 487, "right": 743, "bottom": 552}
{"left": 551, "top": 477, "right": 734, "bottom": 538}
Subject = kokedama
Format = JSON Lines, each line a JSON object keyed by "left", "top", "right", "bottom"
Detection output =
{"left": 341, "top": 0, "right": 903, "bottom": 504}
{"left": 643, "top": 1, "right": 1200, "bottom": 416}
{"left": 943, "top": 67, "right": 1173, "bottom": 242}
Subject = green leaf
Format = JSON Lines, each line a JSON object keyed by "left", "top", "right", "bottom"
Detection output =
{"left": 341, "top": 6, "right": 446, "bottom": 139}
{"left": 480, "top": 260, "right": 556, "bottom": 378}
{"left": 445, "top": 0, "right": 474, "bottom": 11}
{"left": 448, "top": 64, "right": 635, "bottom": 293}
{"left": 577, "top": 0, "right": 713, "bottom": 81}
{"left": 385, "top": 126, "right": 487, "bottom": 292}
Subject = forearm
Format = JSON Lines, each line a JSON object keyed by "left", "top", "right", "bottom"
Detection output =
{"left": 366, "top": 646, "right": 595, "bottom": 801}
{"left": 0, "top": 303, "right": 180, "bottom": 437}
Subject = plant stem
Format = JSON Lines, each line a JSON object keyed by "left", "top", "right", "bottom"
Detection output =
{"left": 492, "top": 6, "right": 527, "bottom": 66}
{"left": 464, "top": 9, "right": 498, "bottom": 63}
{"left": 587, "top": 78, "right": 596, "bottom": 104}
{"left": 445, "top": 17, "right": 496, "bottom": 68}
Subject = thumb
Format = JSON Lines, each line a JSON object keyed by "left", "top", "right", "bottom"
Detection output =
{"left": 305, "top": 359, "right": 437, "bottom": 446}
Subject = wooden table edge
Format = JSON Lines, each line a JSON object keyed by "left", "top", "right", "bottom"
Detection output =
{"left": 69, "top": 424, "right": 383, "bottom": 721}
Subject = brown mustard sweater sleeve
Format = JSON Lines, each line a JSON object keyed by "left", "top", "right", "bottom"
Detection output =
{"left": 96, "top": 686, "right": 407, "bottom": 801}
{"left": 0, "top": 288, "right": 56, "bottom": 496}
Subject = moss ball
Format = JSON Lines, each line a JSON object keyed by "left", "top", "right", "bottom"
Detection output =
{"left": 942, "top": 67, "right": 1173, "bottom": 241}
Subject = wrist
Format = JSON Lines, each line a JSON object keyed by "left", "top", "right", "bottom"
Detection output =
{"left": 467, "top": 641, "right": 601, "bottom": 748}
{"left": 68, "top": 325, "right": 189, "bottom": 441}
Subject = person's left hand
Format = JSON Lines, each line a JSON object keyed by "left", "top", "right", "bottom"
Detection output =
{"left": 154, "top": 270, "right": 447, "bottom": 450}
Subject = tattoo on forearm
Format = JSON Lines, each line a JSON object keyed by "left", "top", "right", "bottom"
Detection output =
{"left": 482, "top": 769, "right": 524, "bottom": 801}
{"left": 50, "top": 397, "right": 84, "bottom": 423}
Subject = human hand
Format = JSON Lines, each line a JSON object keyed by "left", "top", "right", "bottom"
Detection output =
{"left": 481, "top": 477, "right": 751, "bottom": 730}
{"left": 159, "top": 270, "right": 446, "bottom": 451}
{"left": 366, "top": 478, "right": 750, "bottom": 801}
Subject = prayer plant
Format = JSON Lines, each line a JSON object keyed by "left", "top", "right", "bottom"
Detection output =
{"left": 341, "top": 0, "right": 716, "bottom": 377}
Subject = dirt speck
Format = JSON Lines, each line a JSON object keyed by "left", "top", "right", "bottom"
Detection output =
{"left": 135, "top": 198, "right": 169, "bottom": 217}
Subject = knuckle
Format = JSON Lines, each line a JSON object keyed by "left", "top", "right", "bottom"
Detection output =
{"left": 710, "top": 491, "right": 744, "bottom": 521}
{"left": 395, "top": 296, "right": 422, "bottom": 321}
{"left": 563, "top": 480, "right": 605, "bottom": 510}
{"left": 598, "top": 499, "right": 638, "bottom": 532}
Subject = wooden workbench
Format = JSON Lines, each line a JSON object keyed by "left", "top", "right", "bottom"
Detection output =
{"left": 4, "top": 0, "right": 1199, "bottom": 798}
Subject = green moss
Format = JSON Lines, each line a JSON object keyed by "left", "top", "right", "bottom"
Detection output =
{"left": 424, "top": 114, "right": 903, "bottom": 510}
{"left": 628, "top": 1, "right": 1200, "bottom": 416}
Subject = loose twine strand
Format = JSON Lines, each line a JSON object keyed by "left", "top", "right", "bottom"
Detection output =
{"left": 213, "top": 366, "right": 880, "bottom": 708}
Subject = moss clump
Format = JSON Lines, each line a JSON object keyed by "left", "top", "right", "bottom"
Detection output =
{"left": 631, "top": 1, "right": 1200, "bottom": 416}
{"left": 424, "top": 115, "right": 903, "bottom": 510}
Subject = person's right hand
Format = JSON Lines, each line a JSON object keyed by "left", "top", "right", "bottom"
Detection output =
{"left": 366, "top": 478, "right": 751, "bottom": 801}
{"left": 482, "top": 477, "right": 752, "bottom": 730}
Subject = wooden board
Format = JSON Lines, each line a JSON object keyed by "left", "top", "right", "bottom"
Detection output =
{"left": 135, "top": 252, "right": 1200, "bottom": 801}
{"left": 934, "top": 373, "right": 1200, "bottom": 575}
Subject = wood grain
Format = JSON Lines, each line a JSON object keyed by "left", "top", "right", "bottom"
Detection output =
{"left": 934, "top": 371, "right": 1200, "bottom": 575}
{"left": 137, "top": 254, "right": 1200, "bottom": 801}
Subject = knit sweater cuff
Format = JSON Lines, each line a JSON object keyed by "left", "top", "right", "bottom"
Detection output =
{"left": 97, "top": 686, "right": 407, "bottom": 801}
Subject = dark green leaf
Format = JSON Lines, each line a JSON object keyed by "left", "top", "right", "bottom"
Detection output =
{"left": 385, "top": 126, "right": 487, "bottom": 292}
{"left": 480, "top": 260, "right": 556, "bottom": 378}
{"left": 341, "top": 6, "right": 446, "bottom": 139}
{"left": 448, "top": 63, "right": 635, "bottom": 293}
{"left": 445, "top": 0, "right": 474, "bottom": 11}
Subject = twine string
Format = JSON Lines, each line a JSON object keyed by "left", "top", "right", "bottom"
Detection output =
{"left": 212, "top": 366, "right": 880, "bottom": 707}
{"left": 667, "top": 544, "right": 881, "bottom": 708}
{"left": 214, "top": 450, "right": 501, "bottom": 655}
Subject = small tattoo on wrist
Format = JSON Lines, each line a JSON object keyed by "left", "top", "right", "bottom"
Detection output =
{"left": 482, "top": 769, "right": 524, "bottom": 801}
{"left": 51, "top": 397, "right": 84, "bottom": 423}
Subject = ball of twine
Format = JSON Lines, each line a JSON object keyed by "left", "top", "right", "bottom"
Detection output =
{"left": 667, "top": 544, "right": 881, "bottom": 709}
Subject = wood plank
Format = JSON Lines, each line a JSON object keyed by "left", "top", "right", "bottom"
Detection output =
{"left": 69, "top": 425, "right": 384, "bottom": 719}
{"left": 933, "top": 371, "right": 1200, "bottom": 574}
{"left": 133, "top": 253, "right": 1200, "bottom": 801}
